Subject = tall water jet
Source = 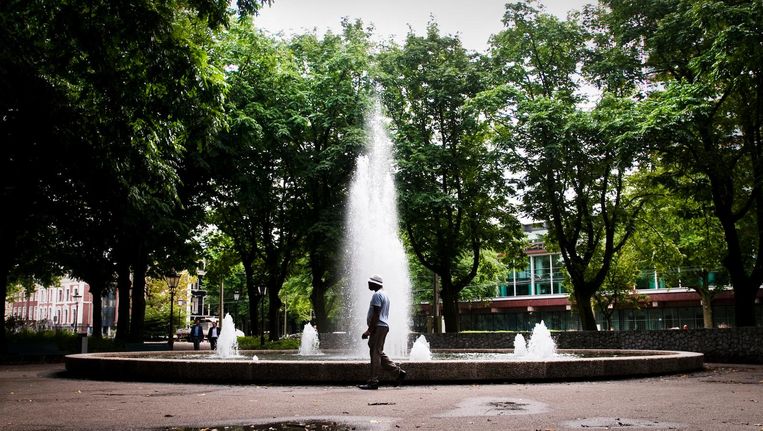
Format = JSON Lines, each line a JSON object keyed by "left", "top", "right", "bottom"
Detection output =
{"left": 343, "top": 102, "right": 412, "bottom": 358}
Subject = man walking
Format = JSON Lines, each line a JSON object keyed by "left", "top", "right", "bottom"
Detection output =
{"left": 358, "top": 274, "right": 406, "bottom": 390}
{"left": 190, "top": 318, "right": 204, "bottom": 350}
{"left": 207, "top": 321, "right": 220, "bottom": 351}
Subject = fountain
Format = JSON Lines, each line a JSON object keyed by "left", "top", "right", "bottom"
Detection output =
{"left": 64, "top": 103, "right": 704, "bottom": 384}
{"left": 215, "top": 314, "right": 239, "bottom": 359}
{"left": 342, "top": 101, "right": 411, "bottom": 358}
{"left": 298, "top": 323, "right": 321, "bottom": 356}
{"left": 516, "top": 321, "right": 556, "bottom": 359}
{"left": 408, "top": 335, "right": 432, "bottom": 361}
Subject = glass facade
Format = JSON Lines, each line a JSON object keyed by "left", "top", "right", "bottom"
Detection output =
{"left": 500, "top": 253, "right": 566, "bottom": 297}
{"left": 418, "top": 304, "right": 748, "bottom": 333}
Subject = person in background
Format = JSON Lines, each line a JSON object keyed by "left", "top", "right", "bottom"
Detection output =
{"left": 358, "top": 274, "right": 406, "bottom": 390}
{"left": 207, "top": 321, "right": 220, "bottom": 350}
{"left": 190, "top": 318, "right": 204, "bottom": 350}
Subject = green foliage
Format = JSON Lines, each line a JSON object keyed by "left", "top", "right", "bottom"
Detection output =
{"left": 0, "top": 0, "right": 231, "bottom": 344}
{"left": 281, "top": 259, "right": 319, "bottom": 324}
{"left": 482, "top": 2, "right": 649, "bottom": 330}
{"left": 237, "top": 336, "right": 300, "bottom": 350}
{"left": 591, "top": 244, "right": 647, "bottom": 330}
{"left": 288, "top": 19, "right": 375, "bottom": 332}
{"left": 377, "top": 22, "right": 522, "bottom": 332}
{"left": 599, "top": 0, "right": 763, "bottom": 325}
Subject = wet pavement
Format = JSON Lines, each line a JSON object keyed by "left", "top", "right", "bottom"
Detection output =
{"left": 0, "top": 362, "right": 761, "bottom": 430}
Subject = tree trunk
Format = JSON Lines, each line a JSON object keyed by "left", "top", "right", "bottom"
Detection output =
{"left": 243, "top": 262, "right": 259, "bottom": 337}
{"left": 308, "top": 251, "right": 336, "bottom": 333}
{"left": 115, "top": 260, "right": 131, "bottom": 341}
{"left": 573, "top": 287, "right": 598, "bottom": 331}
{"left": 268, "top": 283, "right": 282, "bottom": 341}
{"left": 440, "top": 284, "right": 460, "bottom": 333}
{"left": 129, "top": 247, "right": 147, "bottom": 342}
{"left": 699, "top": 272, "right": 714, "bottom": 329}
{"left": 733, "top": 283, "right": 758, "bottom": 327}
{"left": 711, "top": 167, "right": 762, "bottom": 327}
{"left": 309, "top": 284, "right": 329, "bottom": 333}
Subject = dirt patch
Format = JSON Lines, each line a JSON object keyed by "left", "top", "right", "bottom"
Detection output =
{"left": 435, "top": 396, "right": 549, "bottom": 417}
{"left": 560, "top": 417, "right": 685, "bottom": 429}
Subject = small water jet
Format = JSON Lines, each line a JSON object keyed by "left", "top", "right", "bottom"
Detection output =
{"left": 298, "top": 323, "right": 322, "bottom": 356}
{"left": 215, "top": 313, "right": 239, "bottom": 359}
{"left": 514, "top": 321, "right": 557, "bottom": 359}
{"left": 408, "top": 335, "right": 432, "bottom": 361}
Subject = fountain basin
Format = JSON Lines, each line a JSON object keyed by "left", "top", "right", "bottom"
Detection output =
{"left": 65, "top": 349, "right": 703, "bottom": 384}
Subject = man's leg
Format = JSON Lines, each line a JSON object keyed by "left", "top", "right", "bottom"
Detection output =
{"left": 376, "top": 329, "right": 405, "bottom": 384}
{"left": 369, "top": 327, "right": 391, "bottom": 382}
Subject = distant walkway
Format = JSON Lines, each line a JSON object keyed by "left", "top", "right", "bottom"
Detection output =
{"left": 1, "top": 363, "right": 762, "bottom": 430}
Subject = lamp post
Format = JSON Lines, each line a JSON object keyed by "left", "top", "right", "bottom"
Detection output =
{"left": 165, "top": 272, "right": 181, "bottom": 350}
{"left": 72, "top": 290, "right": 82, "bottom": 334}
{"left": 233, "top": 291, "right": 240, "bottom": 328}
{"left": 259, "top": 287, "right": 267, "bottom": 347}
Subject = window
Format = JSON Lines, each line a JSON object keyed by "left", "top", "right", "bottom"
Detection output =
{"left": 533, "top": 255, "right": 552, "bottom": 295}
{"left": 515, "top": 264, "right": 532, "bottom": 296}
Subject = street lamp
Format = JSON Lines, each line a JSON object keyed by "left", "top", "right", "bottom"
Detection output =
{"left": 233, "top": 291, "right": 240, "bottom": 328}
{"left": 259, "top": 287, "right": 267, "bottom": 347}
{"left": 72, "top": 290, "right": 82, "bottom": 334}
{"left": 165, "top": 272, "right": 181, "bottom": 350}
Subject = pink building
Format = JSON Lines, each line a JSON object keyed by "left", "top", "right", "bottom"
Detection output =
{"left": 7, "top": 278, "right": 94, "bottom": 333}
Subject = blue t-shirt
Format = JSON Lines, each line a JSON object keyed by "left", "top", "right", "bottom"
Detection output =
{"left": 367, "top": 290, "right": 390, "bottom": 328}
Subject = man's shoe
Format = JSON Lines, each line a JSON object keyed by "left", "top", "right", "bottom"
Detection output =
{"left": 358, "top": 383, "right": 378, "bottom": 390}
{"left": 395, "top": 369, "right": 407, "bottom": 386}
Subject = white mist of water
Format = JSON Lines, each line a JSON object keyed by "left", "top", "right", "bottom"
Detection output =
{"left": 343, "top": 102, "right": 412, "bottom": 358}
{"left": 513, "top": 333, "right": 528, "bottom": 356}
{"left": 298, "top": 322, "right": 322, "bottom": 355}
{"left": 408, "top": 335, "right": 432, "bottom": 361}
{"left": 514, "top": 320, "right": 557, "bottom": 359}
{"left": 215, "top": 313, "right": 239, "bottom": 359}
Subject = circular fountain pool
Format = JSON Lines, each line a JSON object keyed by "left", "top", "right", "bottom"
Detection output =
{"left": 65, "top": 348, "right": 703, "bottom": 384}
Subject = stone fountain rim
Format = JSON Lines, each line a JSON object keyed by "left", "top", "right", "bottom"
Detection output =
{"left": 66, "top": 348, "right": 697, "bottom": 362}
{"left": 65, "top": 348, "right": 704, "bottom": 384}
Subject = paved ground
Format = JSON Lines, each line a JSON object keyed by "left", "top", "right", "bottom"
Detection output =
{"left": 0, "top": 360, "right": 761, "bottom": 431}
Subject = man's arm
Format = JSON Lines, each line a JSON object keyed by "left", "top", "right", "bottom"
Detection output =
{"left": 363, "top": 305, "right": 381, "bottom": 338}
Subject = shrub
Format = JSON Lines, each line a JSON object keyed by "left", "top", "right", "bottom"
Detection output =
{"left": 237, "top": 336, "right": 300, "bottom": 350}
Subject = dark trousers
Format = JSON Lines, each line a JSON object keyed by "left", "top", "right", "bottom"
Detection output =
{"left": 367, "top": 326, "right": 399, "bottom": 383}
{"left": 209, "top": 337, "right": 217, "bottom": 350}
{"left": 191, "top": 336, "right": 202, "bottom": 350}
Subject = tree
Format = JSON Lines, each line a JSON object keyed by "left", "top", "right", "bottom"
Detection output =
{"left": 599, "top": 0, "right": 763, "bottom": 326}
{"left": 591, "top": 245, "right": 646, "bottom": 331}
{"left": 0, "top": 0, "right": 239, "bottom": 346}
{"left": 630, "top": 166, "right": 728, "bottom": 328}
{"left": 486, "top": 2, "right": 647, "bottom": 330}
{"left": 288, "top": 20, "right": 374, "bottom": 332}
{"left": 210, "top": 20, "right": 306, "bottom": 339}
{"left": 378, "top": 23, "right": 521, "bottom": 332}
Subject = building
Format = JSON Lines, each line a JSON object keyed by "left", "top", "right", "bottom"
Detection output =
{"left": 416, "top": 223, "right": 763, "bottom": 332}
{"left": 7, "top": 277, "right": 98, "bottom": 333}
{"left": 5, "top": 272, "right": 210, "bottom": 336}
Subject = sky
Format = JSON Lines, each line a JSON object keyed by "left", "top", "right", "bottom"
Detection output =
{"left": 253, "top": 0, "right": 595, "bottom": 52}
